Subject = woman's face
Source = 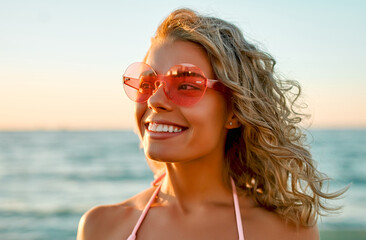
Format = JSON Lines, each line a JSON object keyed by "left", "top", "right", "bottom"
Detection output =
{"left": 135, "top": 39, "right": 231, "bottom": 163}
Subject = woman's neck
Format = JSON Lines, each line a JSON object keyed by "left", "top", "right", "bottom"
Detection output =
{"left": 158, "top": 153, "right": 233, "bottom": 212}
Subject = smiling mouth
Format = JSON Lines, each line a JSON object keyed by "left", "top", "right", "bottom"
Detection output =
{"left": 145, "top": 122, "right": 187, "bottom": 133}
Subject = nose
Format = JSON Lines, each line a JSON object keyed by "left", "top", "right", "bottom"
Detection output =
{"left": 154, "top": 80, "right": 165, "bottom": 89}
{"left": 147, "top": 80, "right": 173, "bottom": 112}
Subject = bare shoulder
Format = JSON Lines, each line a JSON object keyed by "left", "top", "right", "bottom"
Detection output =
{"left": 76, "top": 203, "right": 132, "bottom": 240}
{"left": 77, "top": 187, "right": 156, "bottom": 240}
{"left": 242, "top": 199, "right": 319, "bottom": 240}
{"left": 262, "top": 213, "right": 320, "bottom": 240}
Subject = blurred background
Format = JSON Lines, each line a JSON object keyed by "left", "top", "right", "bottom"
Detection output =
{"left": 0, "top": 0, "right": 365, "bottom": 239}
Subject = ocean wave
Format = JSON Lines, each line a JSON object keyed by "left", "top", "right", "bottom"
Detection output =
{"left": 0, "top": 206, "right": 85, "bottom": 218}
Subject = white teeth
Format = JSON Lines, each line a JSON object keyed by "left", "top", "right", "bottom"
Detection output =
{"left": 147, "top": 123, "right": 183, "bottom": 133}
{"left": 150, "top": 123, "right": 157, "bottom": 131}
{"left": 163, "top": 125, "right": 168, "bottom": 132}
{"left": 156, "top": 124, "right": 163, "bottom": 132}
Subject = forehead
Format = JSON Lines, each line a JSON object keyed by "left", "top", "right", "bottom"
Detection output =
{"left": 145, "top": 40, "right": 215, "bottom": 78}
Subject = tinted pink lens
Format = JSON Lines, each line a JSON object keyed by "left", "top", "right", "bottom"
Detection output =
{"left": 123, "top": 63, "right": 208, "bottom": 106}
{"left": 123, "top": 62, "right": 156, "bottom": 102}
{"left": 165, "top": 64, "right": 207, "bottom": 106}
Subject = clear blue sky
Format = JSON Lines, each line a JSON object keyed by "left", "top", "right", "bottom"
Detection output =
{"left": 1, "top": 0, "right": 365, "bottom": 129}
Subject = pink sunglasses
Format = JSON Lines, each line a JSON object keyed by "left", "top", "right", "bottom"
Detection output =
{"left": 123, "top": 62, "right": 226, "bottom": 106}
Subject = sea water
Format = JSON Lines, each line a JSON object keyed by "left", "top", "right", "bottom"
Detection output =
{"left": 0, "top": 129, "right": 365, "bottom": 239}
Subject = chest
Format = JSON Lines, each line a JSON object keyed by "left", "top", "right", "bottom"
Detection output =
{"left": 132, "top": 206, "right": 241, "bottom": 240}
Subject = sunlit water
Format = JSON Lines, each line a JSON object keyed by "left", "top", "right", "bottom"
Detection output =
{"left": 0, "top": 130, "right": 365, "bottom": 239}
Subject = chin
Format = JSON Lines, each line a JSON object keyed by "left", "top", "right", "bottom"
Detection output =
{"left": 145, "top": 153, "right": 178, "bottom": 163}
{"left": 144, "top": 147, "right": 185, "bottom": 163}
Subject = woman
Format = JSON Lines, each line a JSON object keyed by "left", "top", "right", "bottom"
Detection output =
{"left": 77, "top": 9, "right": 345, "bottom": 240}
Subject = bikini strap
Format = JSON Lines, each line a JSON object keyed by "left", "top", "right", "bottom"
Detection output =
{"left": 231, "top": 177, "right": 245, "bottom": 240}
{"left": 126, "top": 183, "right": 162, "bottom": 240}
{"left": 127, "top": 175, "right": 244, "bottom": 240}
{"left": 151, "top": 172, "right": 166, "bottom": 187}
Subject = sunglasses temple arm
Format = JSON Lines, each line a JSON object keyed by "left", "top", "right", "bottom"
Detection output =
{"left": 207, "top": 79, "right": 229, "bottom": 95}
{"left": 207, "top": 79, "right": 219, "bottom": 88}
{"left": 123, "top": 79, "right": 140, "bottom": 91}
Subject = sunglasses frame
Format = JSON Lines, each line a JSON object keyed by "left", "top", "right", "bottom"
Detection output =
{"left": 122, "top": 62, "right": 226, "bottom": 106}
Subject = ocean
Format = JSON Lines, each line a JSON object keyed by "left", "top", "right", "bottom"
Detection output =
{"left": 0, "top": 129, "right": 365, "bottom": 240}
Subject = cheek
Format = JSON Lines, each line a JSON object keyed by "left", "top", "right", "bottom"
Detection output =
{"left": 189, "top": 109, "right": 225, "bottom": 140}
{"left": 195, "top": 92, "right": 227, "bottom": 125}
{"left": 183, "top": 93, "right": 228, "bottom": 144}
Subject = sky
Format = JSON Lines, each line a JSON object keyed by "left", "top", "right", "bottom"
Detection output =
{"left": 0, "top": 0, "right": 365, "bottom": 130}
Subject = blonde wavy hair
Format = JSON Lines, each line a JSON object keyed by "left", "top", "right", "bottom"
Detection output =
{"left": 150, "top": 8, "right": 346, "bottom": 227}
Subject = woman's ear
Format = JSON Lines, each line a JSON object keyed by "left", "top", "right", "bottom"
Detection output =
{"left": 225, "top": 112, "right": 241, "bottom": 129}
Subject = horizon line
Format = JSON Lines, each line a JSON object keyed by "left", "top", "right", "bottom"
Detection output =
{"left": 0, "top": 126, "right": 365, "bottom": 132}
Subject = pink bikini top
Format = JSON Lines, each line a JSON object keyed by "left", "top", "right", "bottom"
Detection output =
{"left": 127, "top": 174, "right": 245, "bottom": 240}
